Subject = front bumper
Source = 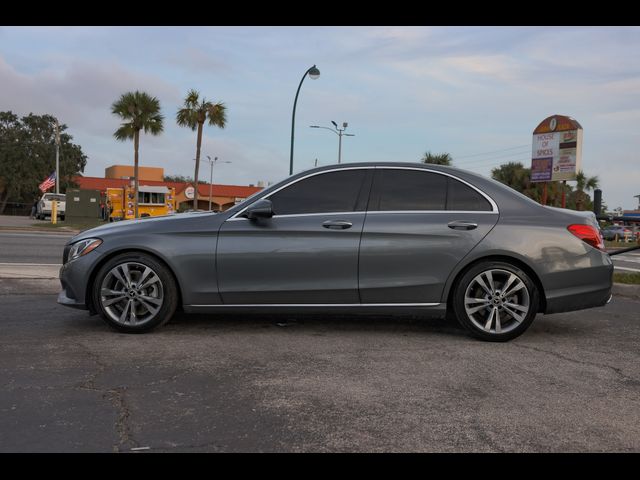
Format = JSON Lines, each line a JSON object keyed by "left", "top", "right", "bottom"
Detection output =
{"left": 57, "top": 252, "right": 103, "bottom": 310}
{"left": 57, "top": 287, "right": 87, "bottom": 309}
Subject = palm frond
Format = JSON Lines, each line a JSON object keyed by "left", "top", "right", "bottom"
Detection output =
{"left": 206, "top": 102, "right": 227, "bottom": 128}
{"left": 111, "top": 90, "right": 164, "bottom": 139}
{"left": 114, "top": 124, "right": 135, "bottom": 141}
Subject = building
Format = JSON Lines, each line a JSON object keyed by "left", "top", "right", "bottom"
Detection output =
{"left": 72, "top": 165, "right": 263, "bottom": 212}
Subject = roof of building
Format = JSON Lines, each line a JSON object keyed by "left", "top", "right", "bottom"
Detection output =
{"left": 72, "top": 176, "right": 263, "bottom": 198}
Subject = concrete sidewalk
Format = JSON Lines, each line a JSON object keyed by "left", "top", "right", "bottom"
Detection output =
{"left": 0, "top": 263, "right": 61, "bottom": 279}
{"left": 0, "top": 215, "right": 81, "bottom": 234}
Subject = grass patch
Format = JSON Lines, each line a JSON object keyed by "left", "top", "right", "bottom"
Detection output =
{"left": 613, "top": 272, "right": 640, "bottom": 285}
{"left": 604, "top": 239, "right": 639, "bottom": 248}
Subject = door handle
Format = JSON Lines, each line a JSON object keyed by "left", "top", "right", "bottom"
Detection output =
{"left": 322, "top": 220, "right": 353, "bottom": 230}
{"left": 448, "top": 221, "right": 478, "bottom": 230}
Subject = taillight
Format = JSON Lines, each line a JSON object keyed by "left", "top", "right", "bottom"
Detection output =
{"left": 568, "top": 224, "right": 605, "bottom": 251}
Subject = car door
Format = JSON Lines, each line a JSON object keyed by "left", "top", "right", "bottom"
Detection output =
{"left": 216, "top": 168, "right": 373, "bottom": 304}
{"left": 358, "top": 167, "right": 499, "bottom": 304}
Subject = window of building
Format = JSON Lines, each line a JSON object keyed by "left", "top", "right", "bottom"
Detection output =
{"left": 269, "top": 170, "right": 368, "bottom": 215}
{"left": 138, "top": 192, "right": 166, "bottom": 205}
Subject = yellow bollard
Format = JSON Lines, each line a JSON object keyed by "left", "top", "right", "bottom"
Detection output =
{"left": 51, "top": 201, "right": 57, "bottom": 225}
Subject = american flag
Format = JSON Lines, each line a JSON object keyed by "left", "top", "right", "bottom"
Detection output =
{"left": 39, "top": 172, "right": 56, "bottom": 192}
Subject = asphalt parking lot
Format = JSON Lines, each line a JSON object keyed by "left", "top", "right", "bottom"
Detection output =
{"left": 1, "top": 278, "right": 639, "bottom": 452}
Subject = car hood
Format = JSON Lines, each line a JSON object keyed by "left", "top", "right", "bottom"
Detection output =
{"left": 69, "top": 211, "right": 224, "bottom": 243}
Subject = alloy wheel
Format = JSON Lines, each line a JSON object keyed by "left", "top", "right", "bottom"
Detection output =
{"left": 99, "top": 262, "right": 164, "bottom": 326}
{"left": 463, "top": 268, "right": 530, "bottom": 335}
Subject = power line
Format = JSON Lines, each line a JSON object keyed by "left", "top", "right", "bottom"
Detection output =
{"left": 460, "top": 157, "right": 533, "bottom": 171}
{"left": 455, "top": 149, "right": 532, "bottom": 165}
{"left": 452, "top": 144, "right": 530, "bottom": 160}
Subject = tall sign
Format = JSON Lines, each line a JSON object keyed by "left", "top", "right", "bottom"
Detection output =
{"left": 531, "top": 115, "right": 583, "bottom": 182}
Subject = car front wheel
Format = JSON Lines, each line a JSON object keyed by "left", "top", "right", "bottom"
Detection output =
{"left": 92, "top": 252, "right": 178, "bottom": 333}
{"left": 452, "top": 261, "right": 539, "bottom": 342}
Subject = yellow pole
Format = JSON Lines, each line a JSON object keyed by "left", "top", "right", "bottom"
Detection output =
{"left": 51, "top": 200, "right": 57, "bottom": 225}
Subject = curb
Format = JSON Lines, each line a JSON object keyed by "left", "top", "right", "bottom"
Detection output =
{"left": 0, "top": 227, "right": 78, "bottom": 235}
{"left": 612, "top": 283, "right": 640, "bottom": 301}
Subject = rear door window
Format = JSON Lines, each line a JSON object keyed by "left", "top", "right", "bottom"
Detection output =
{"left": 370, "top": 169, "right": 447, "bottom": 211}
{"left": 446, "top": 177, "right": 492, "bottom": 211}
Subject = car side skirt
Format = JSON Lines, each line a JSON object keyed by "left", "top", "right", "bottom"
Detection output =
{"left": 183, "top": 303, "right": 445, "bottom": 315}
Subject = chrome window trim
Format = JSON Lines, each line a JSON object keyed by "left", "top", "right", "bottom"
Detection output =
{"left": 227, "top": 210, "right": 498, "bottom": 222}
{"left": 187, "top": 303, "right": 441, "bottom": 308}
{"left": 229, "top": 165, "right": 499, "bottom": 220}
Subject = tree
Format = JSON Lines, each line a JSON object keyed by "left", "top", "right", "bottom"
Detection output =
{"left": 421, "top": 151, "right": 452, "bottom": 165}
{"left": 490, "top": 161, "right": 539, "bottom": 198}
{"left": 0, "top": 111, "right": 87, "bottom": 214}
{"left": 176, "top": 90, "right": 227, "bottom": 210}
{"left": 112, "top": 91, "right": 164, "bottom": 218}
{"left": 163, "top": 174, "right": 206, "bottom": 184}
{"left": 572, "top": 170, "right": 599, "bottom": 211}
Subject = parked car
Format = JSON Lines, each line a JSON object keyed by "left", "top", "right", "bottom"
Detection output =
{"left": 601, "top": 225, "right": 632, "bottom": 241}
{"left": 37, "top": 193, "right": 66, "bottom": 220}
{"left": 58, "top": 163, "right": 613, "bottom": 341}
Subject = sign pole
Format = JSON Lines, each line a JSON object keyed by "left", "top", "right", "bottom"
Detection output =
{"left": 541, "top": 182, "right": 548, "bottom": 205}
{"left": 561, "top": 180, "right": 567, "bottom": 208}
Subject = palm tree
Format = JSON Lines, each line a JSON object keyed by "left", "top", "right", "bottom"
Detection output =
{"left": 112, "top": 91, "right": 164, "bottom": 218}
{"left": 573, "top": 170, "right": 599, "bottom": 211}
{"left": 176, "top": 90, "right": 227, "bottom": 210}
{"left": 421, "top": 151, "right": 452, "bottom": 165}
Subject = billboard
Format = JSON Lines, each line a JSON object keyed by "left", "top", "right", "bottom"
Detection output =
{"left": 531, "top": 115, "right": 583, "bottom": 183}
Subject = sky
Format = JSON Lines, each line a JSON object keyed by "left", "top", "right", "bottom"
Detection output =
{"left": 1, "top": 26, "right": 639, "bottom": 210}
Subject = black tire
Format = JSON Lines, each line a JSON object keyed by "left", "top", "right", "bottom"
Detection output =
{"left": 91, "top": 252, "right": 178, "bottom": 333}
{"left": 452, "top": 260, "right": 539, "bottom": 342}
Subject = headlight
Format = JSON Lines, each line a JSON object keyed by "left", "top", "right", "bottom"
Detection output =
{"left": 67, "top": 238, "right": 102, "bottom": 263}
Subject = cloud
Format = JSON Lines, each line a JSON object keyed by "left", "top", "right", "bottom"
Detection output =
{"left": 0, "top": 55, "right": 180, "bottom": 137}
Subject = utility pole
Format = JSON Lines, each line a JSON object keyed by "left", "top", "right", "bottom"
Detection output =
{"left": 55, "top": 121, "right": 60, "bottom": 194}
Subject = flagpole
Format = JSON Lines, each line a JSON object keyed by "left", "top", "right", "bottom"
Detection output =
{"left": 55, "top": 121, "right": 60, "bottom": 195}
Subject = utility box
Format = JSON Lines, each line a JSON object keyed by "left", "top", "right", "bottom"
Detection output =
{"left": 65, "top": 188, "right": 102, "bottom": 219}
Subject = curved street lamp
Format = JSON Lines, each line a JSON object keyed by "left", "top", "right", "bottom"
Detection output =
{"left": 309, "top": 121, "right": 355, "bottom": 164}
{"left": 289, "top": 65, "right": 320, "bottom": 175}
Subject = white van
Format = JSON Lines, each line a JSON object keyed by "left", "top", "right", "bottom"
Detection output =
{"left": 37, "top": 193, "right": 66, "bottom": 220}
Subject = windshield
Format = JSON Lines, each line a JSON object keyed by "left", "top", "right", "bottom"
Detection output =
{"left": 44, "top": 194, "right": 65, "bottom": 201}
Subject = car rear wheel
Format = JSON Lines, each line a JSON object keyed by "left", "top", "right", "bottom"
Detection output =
{"left": 92, "top": 252, "right": 178, "bottom": 333}
{"left": 452, "top": 261, "right": 539, "bottom": 342}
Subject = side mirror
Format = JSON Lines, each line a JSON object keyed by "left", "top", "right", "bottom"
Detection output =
{"left": 245, "top": 199, "right": 273, "bottom": 220}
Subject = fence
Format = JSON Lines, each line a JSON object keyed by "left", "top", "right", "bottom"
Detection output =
{"left": 1, "top": 202, "right": 33, "bottom": 216}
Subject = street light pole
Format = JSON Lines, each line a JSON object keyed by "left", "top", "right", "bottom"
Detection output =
{"left": 290, "top": 65, "right": 320, "bottom": 176}
{"left": 207, "top": 156, "right": 215, "bottom": 211}
{"left": 202, "top": 155, "right": 231, "bottom": 212}
{"left": 310, "top": 121, "right": 355, "bottom": 164}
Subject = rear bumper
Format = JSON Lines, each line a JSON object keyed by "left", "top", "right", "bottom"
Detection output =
{"left": 543, "top": 261, "right": 614, "bottom": 314}
{"left": 545, "top": 284, "right": 612, "bottom": 314}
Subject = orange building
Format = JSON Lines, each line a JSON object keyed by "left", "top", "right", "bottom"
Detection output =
{"left": 73, "top": 174, "right": 262, "bottom": 212}
{"left": 105, "top": 165, "right": 164, "bottom": 182}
